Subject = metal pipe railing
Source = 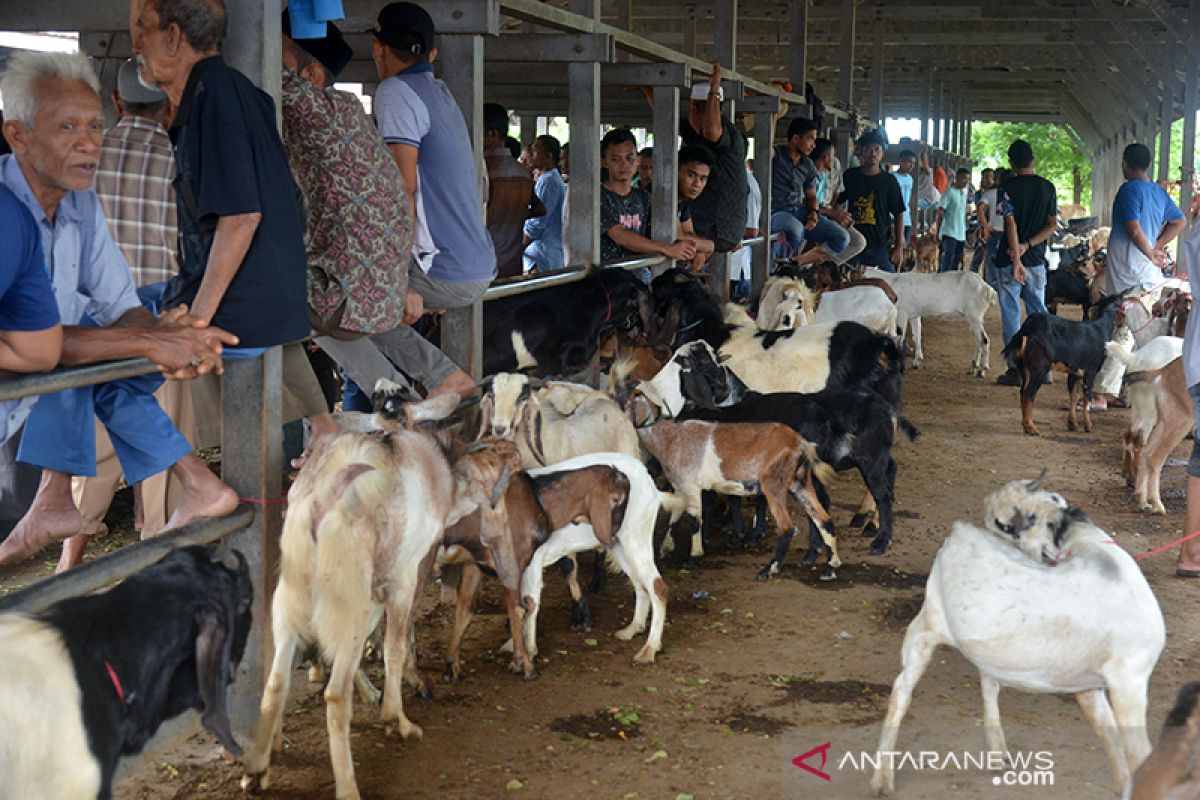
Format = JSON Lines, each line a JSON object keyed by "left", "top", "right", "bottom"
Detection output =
{"left": 0, "top": 358, "right": 158, "bottom": 402}
{"left": 0, "top": 505, "right": 254, "bottom": 614}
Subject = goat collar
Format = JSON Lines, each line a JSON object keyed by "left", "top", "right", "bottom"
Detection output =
{"left": 104, "top": 659, "right": 126, "bottom": 704}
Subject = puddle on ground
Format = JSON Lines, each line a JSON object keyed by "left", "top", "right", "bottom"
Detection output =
{"left": 720, "top": 706, "right": 791, "bottom": 736}
{"left": 783, "top": 562, "right": 928, "bottom": 590}
{"left": 873, "top": 594, "right": 925, "bottom": 631}
{"left": 771, "top": 677, "right": 891, "bottom": 708}
{"left": 550, "top": 708, "right": 644, "bottom": 741}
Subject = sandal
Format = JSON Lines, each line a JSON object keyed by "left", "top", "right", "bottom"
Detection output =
{"left": 1177, "top": 569, "right": 1200, "bottom": 578}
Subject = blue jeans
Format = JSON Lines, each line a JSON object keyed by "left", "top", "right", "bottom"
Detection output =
{"left": 770, "top": 208, "right": 851, "bottom": 260}
{"left": 341, "top": 368, "right": 373, "bottom": 413}
{"left": 939, "top": 237, "right": 965, "bottom": 273}
{"left": 853, "top": 244, "right": 895, "bottom": 272}
{"left": 984, "top": 232, "right": 1004, "bottom": 289}
{"left": 997, "top": 263, "right": 1048, "bottom": 368}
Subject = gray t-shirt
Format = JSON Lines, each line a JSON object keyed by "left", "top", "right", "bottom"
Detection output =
{"left": 771, "top": 144, "right": 817, "bottom": 212}
{"left": 600, "top": 185, "right": 652, "bottom": 263}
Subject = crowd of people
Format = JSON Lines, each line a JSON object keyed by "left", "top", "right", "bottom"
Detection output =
{"left": 0, "top": 0, "right": 1197, "bottom": 576}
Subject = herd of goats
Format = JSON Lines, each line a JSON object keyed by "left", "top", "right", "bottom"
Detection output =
{"left": 7, "top": 238, "right": 1200, "bottom": 800}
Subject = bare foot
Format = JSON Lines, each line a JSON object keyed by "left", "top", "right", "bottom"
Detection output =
{"left": 429, "top": 370, "right": 475, "bottom": 400}
{"left": 0, "top": 471, "right": 84, "bottom": 567}
{"left": 56, "top": 532, "right": 94, "bottom": 574}
{"left": 162, "top": 453, "right": 239, "bottom": 531}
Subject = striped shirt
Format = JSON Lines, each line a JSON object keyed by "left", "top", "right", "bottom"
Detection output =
{"left": 95, "top": 116, "right": 178, "bottom": 287}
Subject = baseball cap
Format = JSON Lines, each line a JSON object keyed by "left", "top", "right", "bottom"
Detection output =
{"left": 690, "top": 81, "right": 724, "bottom": 102}
{"left": 117, "top": 58, "right": 167, "bottom": 105}
{"left": 283, "top": 9, "right": 355, "bottom": 78}
{"left": 374, "top": 2, "right": 435, "bottom": 57}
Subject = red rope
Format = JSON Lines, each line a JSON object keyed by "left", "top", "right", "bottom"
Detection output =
{"left": 238, "top": 496, "right": 287, "bottom": 507}
{"left": 1129, "top": 529, "right": 1200, "bottom": 562}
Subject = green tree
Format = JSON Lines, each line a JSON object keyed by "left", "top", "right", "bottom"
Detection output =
{"left": 970, "top": 122, "right": 1093, "bottom": 211}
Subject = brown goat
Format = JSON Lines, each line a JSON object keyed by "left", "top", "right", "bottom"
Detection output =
{"left": 441, "top": 463, "right": 630, "bottom": 681}
{"left": 1131, "top": 682, "right": 1200, "bottom": 800}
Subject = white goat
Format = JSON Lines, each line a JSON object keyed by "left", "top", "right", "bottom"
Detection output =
{"left": 872, "top": 493, "right": 1165, "bottom": 797}
{"left": 757, "top": 277, "right": 897, "bottom": 336}
{"left": 242, "top": 395, "right": 516, "bottom": 800}
{"left": 519, "top": 452, "right": 672, "bottom": 664}
{"left": 863, "top": 267, "right": 997, "bottom": 376}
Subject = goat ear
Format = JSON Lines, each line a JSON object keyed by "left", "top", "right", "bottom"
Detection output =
{"left": 194, "top": 607, "right": 242, "bottom": 757}
{"left": 490, "top": 464, "right": 512, "bottom": 509}
{"left": 209, "top": 540, "right": 239, "bottom": 572}
{"left": 520, "top": 401, "right": 547, "bottom": 466}
{"left": 588, "top": 478, "right": 618, "bottom": 549}
{"left": 478, "top": 392, "right": 494, "bottom": 435}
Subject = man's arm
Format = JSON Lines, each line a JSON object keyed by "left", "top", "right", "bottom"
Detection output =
{"left": 606, "top": 225, "right": 696, "bottom": 261}
{"left": 388, "top": 142, "right": 420, "bottom": 221}
{"left": 189, "top": 212, "right": 262, "bottom": 324}
{"left": 59, "top": 306, "right": 238, "bottom": 379}
{"left": 1157, "top": 218, "right": 1187, "bottom": 249}
{"left": 528, "top": 188, "right": 547, "bottom": 219}
{"left": 891, "top": 212, "right": 906, "bottom": 267}
{"left": 975, "top": 201, "right": 989, "bottom": 242}
{"left": 0, "top": 326, "right": 62, "bottom": 373}
{"left": 702, "top": 65, "right": 724, "bottom": 144}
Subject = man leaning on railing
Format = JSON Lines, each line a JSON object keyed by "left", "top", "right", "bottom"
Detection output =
{"left": 0, "top": 52, "right": 238, "bottom": 569}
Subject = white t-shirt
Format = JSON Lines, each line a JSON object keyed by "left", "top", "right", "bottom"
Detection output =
{"left": 730, "top": 170, "right": 763, "bottom": 281}
{"left": 980, "top": 187, "right": 1004, "bottom": 233}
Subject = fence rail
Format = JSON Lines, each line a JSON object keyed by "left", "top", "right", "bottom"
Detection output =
{"left": 0, "top": 358, "right": 158, "bottom": 402}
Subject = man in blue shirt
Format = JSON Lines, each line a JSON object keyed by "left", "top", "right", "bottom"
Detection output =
{"left": 524, "top": 135, "right": 566, "bottom": 273}
{"left": 371, "top": 1, "right": 496, "bottom": 397}
{"left": 0, "top": 184, "right": 61, "bottom": 384}
{"left": 0, "top": 52, "right": 238, "bottom": 567}
{"left": 934, "top": 168, "right": 970, "bottom": 272}
{"left": 1107, "top": 143, "right": 1185, "bottom": 294}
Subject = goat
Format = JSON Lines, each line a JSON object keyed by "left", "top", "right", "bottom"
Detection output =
{"left": 484, "top": 267, "right": 656, "bottom": 376}
{"left": 1104, "top": 337, "right": 1185, "bottom": 495}
{"left": 478, "top": 372, "right": 640, "bottom": 625}
{"left": 440, "top": 462, "right": 628, "bottom": 682}
{"left": 863, "top": 267, "right": 998, "bottom": 376}
{"left": 242, "top": 395, "right": 516, "bottom": 800}
{"left": 1003, "top": 292, "right": 1124, "bottom": 435}
{"left": 980, "top": 472, "right": 1069, "bottom": 562}
{"left": 1126, "top": 357, "right": 1193, "bottom": 514}
{"left": 642, "top": 341, "right": 918, "bottom": 576}
{"left": 912, "top": 231, "right": 939, "bottom": 273}
{"left": 1045, "top": 256, "right": 1103, "bottom": 317}
{"left": 872, "top": 492, "right": 1165, "bottom": 797}
{"left": 0, "top": 545, "right": 251, "bottom": 800}
{"left": 1131, "top": 682, "right": 1200, "bottom": 800}
{"left": 625, "top": 389, "right": 835, "bottom": 567}
{"left": 518, "top": 452, "right": 672, "bottom": 665}
{"left": 757, "top": 276, "right": 898, "bottom": 337}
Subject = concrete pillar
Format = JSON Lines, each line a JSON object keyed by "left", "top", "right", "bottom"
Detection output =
{"left": 749, "top": 97, "right": 780, "bottom": 294}
{"left": 791, "top": 0, "right": 809, "bottom": 93}
{"left": 650, "top": 86, "right": 680, "bottom": 254}
{"left": 868, "top": 16, "right": 884, "bottom": 123}
{"left": 837, "top": 0, "right": 856, "bottom": 105}
{"left": 226, "top": 0, "right": 282, "bottom": 112}
{"left": 931, "top": 81, "right": 943, "bottom": 149}
{"left": 1158, "top": 76, "right": 1173, "bottom": 184}
{"left": 1182, "top": 0, "right": 1200, "bottom": 211}
{"left": 567, "top": 0, "right": 602, "bottom": 266}
{"left": 519, "top": 115, "right": 537, "bottom": 147}
{"left": 714, "top": 0, "right": 737, "bottom": 72}
{"left": 920, "top": 70, "right": 932, "bottom": 143}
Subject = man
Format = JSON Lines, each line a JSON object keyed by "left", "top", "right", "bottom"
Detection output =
{"left": 370, "top": 1, "right": 496, "bottom": 397}
{"left": 812, "top": 138, "right": 866, "bottom": 264}
{"left": 0, "top": 184, "right": 61, "bottom": 379}
{"left": 599, "top": 127, "right": 695, "bottom": 266}
{"left": 976, "top": 167, "right": 1009, "bottom": 287}
{"left": 838, "top": 130, "right": 906, "bottom": 271}
{"left": 935, "top": 168, "right": 971, "bottom": 272}
{"left": 676, "top": 144, "right": 717, "bottom": 269}
{"left": 636, "top": 146, "right": 653, "bottom": 193}
{"left": 483, "top": 102, "right": 544, "bottom": 279}
{"left": 728, "top": 159, "right": 762, "bottom": 300}
{"left": 523, "top": 134, "right": 566, "bottom": 273}
{"left": 895, "top": 149, "right": 916, "bottom": 244}
{"left": 0, "top": 51, "right": 238, "bottom": 567}
{"left": 994, "top": 139, "right": 1058, "bottom": 386}
{"left": 1092, "top": 143, "right": 1186, "bottom": 409}
{"left": 770, "top": 118, "right": 855, "bottom": 266}
{"left": 679, "top": 65, "right": 749, "bottom": 253}
{"left": 1173, "top": 194, "right": 1200, "bottom": 577}
{"left": 133, "top": 0, "right": 336, "bottom": 438}
{"left": 64, "top": 58, "right": 193, "bottom": 572}
{"left": 968, "top": 168, "right": 996, "bottom": 274}
{"left": 916, "top": 150, "right": 941, "bottom": 210}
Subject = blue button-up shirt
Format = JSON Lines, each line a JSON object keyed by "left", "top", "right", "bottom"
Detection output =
{"left": 0, "top": 155, "right": 141, "bottom": 441}
{"left": 523, "top": 168, "right": 566, "bottom": 272}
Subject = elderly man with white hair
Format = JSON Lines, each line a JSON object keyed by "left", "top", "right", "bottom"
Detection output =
{"left": 0, "top": 51, "right": 239, "bottom": 567}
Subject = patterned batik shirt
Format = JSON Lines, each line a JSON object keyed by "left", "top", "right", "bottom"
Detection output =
{"left": 95, "top": 117, "right": 178, "bottom": 287}
{"left": 281, "top": 68, "right": 411, "bottom": 334}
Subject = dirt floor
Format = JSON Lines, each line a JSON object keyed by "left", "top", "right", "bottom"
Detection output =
{"left": 7, "top": 307, "right": 1200, "bottom": 799}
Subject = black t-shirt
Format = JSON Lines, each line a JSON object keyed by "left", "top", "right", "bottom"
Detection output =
{"left": 678, "top": 200, "right": 692, "bottom": 223}
{"left": 679, "top": 117, "right": 749, "bottom": 245}
{"left": 600, "top": 185, "right": 652, "bottom": 263}
{"left": 838, "top": 168, "right": 905, "bottom": 250}
{"left": 994, "top": 174, "right": 1058, "bottom": 269}
{"left": 168, "top": 56, "right": 309, "bottom": 347}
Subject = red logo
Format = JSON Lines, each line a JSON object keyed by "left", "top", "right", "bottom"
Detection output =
{"left": 793, "top": 742, "right": 832, "bottom": 781}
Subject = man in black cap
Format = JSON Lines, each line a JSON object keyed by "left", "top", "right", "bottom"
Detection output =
{"left": 370, "top": 1, "right": 496, "bottom": 399}
{"left": 278, "top": 15, "right": 427, "bottom": 407}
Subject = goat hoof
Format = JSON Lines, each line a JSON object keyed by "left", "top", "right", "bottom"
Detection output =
{"left": 681, "top": 557, "right": 700, "bottom": 571}
{"left": 869, "top": 536, "right": 891, "bottom": 556}
{"left": 860, "top": 523, "right": 879, "bottom": 538}
{"left": 848, "top": 513, "right": 869, "bottom": 529}
{"left": 755, "top": 563, "right": 777, "bottom": 581}
{"left": 522, "top": 666, "right": 540, "bottom": 681}
{"left": 633, "top": 645, "right": 657, "bottom": 665}
{"left": 241, "top": 772, "right": 269, "bottom": 794}
{"left": 728, "top": 536, "right": 743, "bottom": 551}
{"left": 442, "top": 665, "right": 458, "bottom": 683}
{"left": 819, "top": 565, "right": 837, "bottom": 581}
{"left": 1023, "top": 425, "right": 1040, "bottom": 436}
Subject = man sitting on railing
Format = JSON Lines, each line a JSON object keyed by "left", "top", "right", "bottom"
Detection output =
{"left": 0, "top": 52, "right": 238, "bottom": 567}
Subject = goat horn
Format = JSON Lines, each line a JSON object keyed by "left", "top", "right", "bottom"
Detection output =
{"left": 490, "top": 464, "right": 512, "bottom": 509}
{"left": 1027, "top": 468, "right": 1049, "bottom": 492}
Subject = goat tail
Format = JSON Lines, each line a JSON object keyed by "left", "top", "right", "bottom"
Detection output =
{"left": 796, "top": 439, "right": 836, "bottom": 487}
{"left": 896, "top": 416, "right": 921, "bottom": 443}
{"left": 657, "top": 490, "right": 688, "bottom": 518}
{"left": 985, "top": 282, "right": 999, "bottom": 308}
{"left": 1001, "top": 331, "right": 1026, "bottom": 361}
{"left": 1103, "top": 340, "right": 1136, "bottom": 370}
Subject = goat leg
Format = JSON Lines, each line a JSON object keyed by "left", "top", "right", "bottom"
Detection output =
{"left": 502, "top": 586, "right": 538, "bottom": 681}
{"left": 567, "top": 571, "right": 593, "bottom": 633}
{"left": 587, "top": 549, "right": 608, "bottom": 594}
{"left": 444, "top": 563, "right": 483, "bottom": 682}
{"left": 746, "top": 495, "right": 768, "bottom": 548}
{"left": 728, "top": 495, "right": 745, "bottom": 549}
{"left": 1067, "top": 374, "right": 1081, "bottom": 432}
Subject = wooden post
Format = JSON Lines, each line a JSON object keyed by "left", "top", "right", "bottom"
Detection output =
{"left": 920, "top": 70, "right": 932, "bottom": 143}
{"left": 931, "top": 81, "right": 943, "bottom": 149}
{"left": 650, "top": 85, "right": 681, "bottom": 268}
{"left": 1182, "top": 0, "right": 1200, "bottom": 210}
{"left": 1158, "top": 74, "right": 1173, "bottom": 184}
{"left": 868, "top": 15, "right": 884, "bottom": 124}
{"left": 746, "top": 95, "right": 780, "bottom": 294}
{"left": 567, "top": 0, "right": 602, "bottom": 267}
{"left": 837, "top": 0, "right": 856, "bottom": 106}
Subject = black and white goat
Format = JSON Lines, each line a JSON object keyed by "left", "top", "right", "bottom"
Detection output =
{"left": 0, "top": 544, "right": 252, "bottom": 800}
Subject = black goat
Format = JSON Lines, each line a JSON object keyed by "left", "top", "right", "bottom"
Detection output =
{"left": 0, "top": 544, "right": 252, "bottom": 800}
{"left": 649, "top": 267, "right": 734, "bottom": 352}
{"left": 484, "top": 267, "right": 655, "bottom": 376}
{"left": 659, "top": 343, "right": 918, "bottom": 579}
{"left": 1003, "top": 292, "right": 1123, "bottom": 436}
